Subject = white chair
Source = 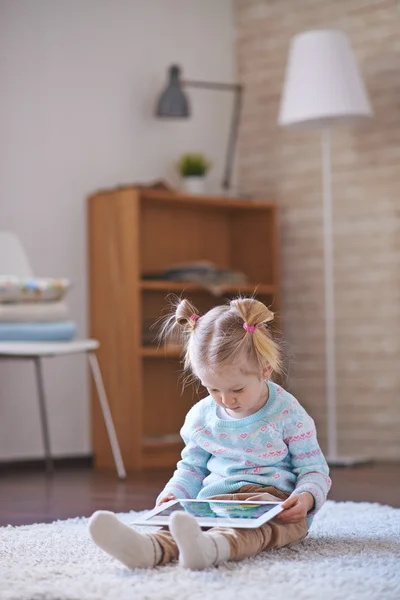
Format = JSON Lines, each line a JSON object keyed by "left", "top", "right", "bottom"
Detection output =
{"left": 0, "top": 232, "right": 126, "bottom": 479}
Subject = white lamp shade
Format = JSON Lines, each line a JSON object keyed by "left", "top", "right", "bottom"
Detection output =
{"left": 278, "top": 29, "right": 373, "bottom": 129}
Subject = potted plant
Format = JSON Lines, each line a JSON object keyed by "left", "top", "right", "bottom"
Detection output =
{"left": 177, "top": 153, "right": 211, "bottom": 194}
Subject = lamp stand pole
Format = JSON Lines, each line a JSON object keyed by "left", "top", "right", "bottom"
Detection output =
{"left": 322, "top": 128, "right": 338, "bottom": 462}
{"left": 321, "top": 129, "right": 371, "bottom": 467}
{"left": 222, "top": 85, "right": 243, "bottom": 191}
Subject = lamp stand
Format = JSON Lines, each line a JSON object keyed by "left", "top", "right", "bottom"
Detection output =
{"left": 321, "top": 129, "right": 371, "bottom": 468}
{"left": 183, "top": 79, "right": 243, "bottom": 192}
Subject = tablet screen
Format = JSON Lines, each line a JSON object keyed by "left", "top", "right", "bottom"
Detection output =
{"left": 152, "top": 501, "right": 280, "bottom": 521}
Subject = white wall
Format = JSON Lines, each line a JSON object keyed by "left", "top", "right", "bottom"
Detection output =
{"left": 0, "top": 0, "right": 236, "bottom": 460}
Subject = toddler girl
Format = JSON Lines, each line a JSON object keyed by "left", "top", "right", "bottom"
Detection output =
{"left": 89, "top": 297, "right": 331, "bottom": 570}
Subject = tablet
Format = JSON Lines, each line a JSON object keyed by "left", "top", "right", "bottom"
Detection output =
{"left": 131, "top": 499, "right": 284, "bottom": 529}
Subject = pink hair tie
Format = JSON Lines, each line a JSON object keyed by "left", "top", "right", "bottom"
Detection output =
{"left": 190, "top": 314, "right": 200, "bottom": 322}
{"left": 243, "top": 322, "right": 257, "bottom": 333}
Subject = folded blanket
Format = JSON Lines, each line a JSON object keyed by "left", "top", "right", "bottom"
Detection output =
{"left": 0, "top": 276, "right": 70, "bottom": 303}
{"left": 0, "top": 302, "right": 69, "bottom": 323}
{"left": 0, "top": 322, "right": 76, "bottom": 341}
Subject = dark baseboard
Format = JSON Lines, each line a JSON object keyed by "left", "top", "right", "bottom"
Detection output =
{"left": 0, "top": 454, "right": 93, "bottom": 473}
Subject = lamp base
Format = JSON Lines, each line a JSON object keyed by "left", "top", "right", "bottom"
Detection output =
{"left": 326, "top": 455, "right": 373, "bottom": 468}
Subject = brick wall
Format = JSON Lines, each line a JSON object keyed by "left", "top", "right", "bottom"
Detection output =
{"left": 235, "top": 0, "right": 400, "bottom": 459}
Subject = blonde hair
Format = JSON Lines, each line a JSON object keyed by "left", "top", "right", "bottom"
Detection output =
{"left": 159, "top": 296, "right": 282, "bottom": 379}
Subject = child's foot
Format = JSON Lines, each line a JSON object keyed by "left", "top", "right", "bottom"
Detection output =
{"left": 169, "top": 512, "right": 230, "bottom": 570}
{"left": 88, "top": 510, "right": 162, "bottom": 569}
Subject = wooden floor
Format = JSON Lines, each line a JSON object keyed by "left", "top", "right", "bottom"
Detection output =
{"left": 1, "top": 462, "right": 399, "bottom": 527}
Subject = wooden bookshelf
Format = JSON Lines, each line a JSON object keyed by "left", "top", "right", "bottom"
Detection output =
{"left": 88, "top": 187, "right": 281, "bottom": 472}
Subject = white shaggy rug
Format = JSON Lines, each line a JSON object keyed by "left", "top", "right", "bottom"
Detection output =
{"left": 1, "top": 501, "right": 399, "bottom": 600}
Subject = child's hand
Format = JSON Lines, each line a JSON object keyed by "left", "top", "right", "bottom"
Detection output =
{"left": 156, "top": 492, "right": 177, "bottom": 507}
{"left": 276, "top": 492, "right": 314, "bottom": 524}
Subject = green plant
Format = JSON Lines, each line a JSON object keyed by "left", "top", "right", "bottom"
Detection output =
{"left": 177, "top": 153, "right": 211, "bottom": 177}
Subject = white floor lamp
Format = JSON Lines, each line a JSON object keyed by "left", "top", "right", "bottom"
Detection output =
{"left": 278, "top": 30, "right": 373, "bottom": 467}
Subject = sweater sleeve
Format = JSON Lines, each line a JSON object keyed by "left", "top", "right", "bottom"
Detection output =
{"left": 283, "top": 403, "right": 331, "bottom": 516}
{"left": 156, "top": 403, "right": 211, "bottom": 504}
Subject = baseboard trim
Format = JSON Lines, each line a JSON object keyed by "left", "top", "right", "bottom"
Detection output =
{"left": 0, "top": 454, "right": 93, "bottom": 473}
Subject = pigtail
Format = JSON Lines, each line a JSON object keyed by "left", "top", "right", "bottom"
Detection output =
{"left": 230, "top": 298, "right": 282, "bottom": 374}
{"left": 175, "top": 298, "right": 200, "bottom": 329}
{"left": 158, "top": 296, "right": 200, "bottom": 370}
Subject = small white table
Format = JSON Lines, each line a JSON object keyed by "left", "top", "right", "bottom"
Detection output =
{"left": 0, "top": 340, "right": 126, "bottom": 479}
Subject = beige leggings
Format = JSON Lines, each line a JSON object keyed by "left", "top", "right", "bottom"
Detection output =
{"left": 153, "top": 485, "right": 308, "bottom": 564}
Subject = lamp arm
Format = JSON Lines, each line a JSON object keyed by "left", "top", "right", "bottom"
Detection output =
{"left": 182, "top": 80, "right": 243, "bottom": 190}
{"left": 183, "top": 80, "right": 242, "bottom": 93}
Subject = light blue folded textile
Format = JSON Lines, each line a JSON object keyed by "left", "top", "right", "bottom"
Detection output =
{"left": 0, "top": 321, "right": 76, "bottom": 341}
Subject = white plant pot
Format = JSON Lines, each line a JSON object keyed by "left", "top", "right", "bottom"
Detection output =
{"left": 181, "top": 176, "right": 205, "bottom": 195}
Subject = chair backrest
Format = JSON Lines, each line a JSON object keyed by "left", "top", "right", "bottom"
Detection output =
{"left": 0, "top": 231, "right": 34, "bottom": 277}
